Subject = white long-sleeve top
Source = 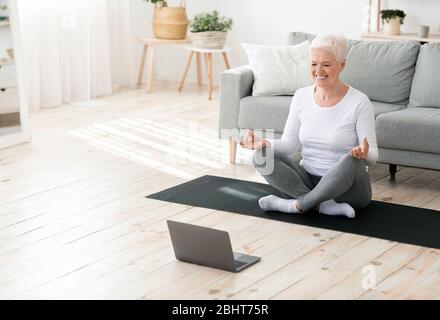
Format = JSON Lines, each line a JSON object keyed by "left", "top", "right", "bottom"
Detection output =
{"left": 271, "top": 85, "right": 379, "bottom": 177}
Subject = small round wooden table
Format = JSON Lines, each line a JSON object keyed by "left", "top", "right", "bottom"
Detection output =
{"left": 179, "top": 46, "right": 231, "bottom": 100}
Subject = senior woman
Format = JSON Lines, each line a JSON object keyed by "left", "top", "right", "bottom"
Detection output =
{"left": 240, "top": 34, "right": 378, "bottom": 219}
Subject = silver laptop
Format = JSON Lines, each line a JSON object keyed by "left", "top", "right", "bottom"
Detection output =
{"left": 167, "top": 220, "right": 261, "bottom": 273}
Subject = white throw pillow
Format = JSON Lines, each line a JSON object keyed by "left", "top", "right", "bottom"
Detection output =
{"left": 241, "top": 41, "right": 313, "bottom": 96}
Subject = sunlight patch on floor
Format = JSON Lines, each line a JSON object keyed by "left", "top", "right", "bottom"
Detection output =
{"left": 67, "top": 113, "right": 255, "bottom": 180}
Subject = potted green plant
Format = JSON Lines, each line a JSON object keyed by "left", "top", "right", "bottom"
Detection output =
{"left": 142, "top": 0, "right": 189, "bottom": 40}
{"left": 381, "top": 9, "right": 406, "bottom": 35}
{"left": 190, "top": 10, "right": 233, "bottom": 49}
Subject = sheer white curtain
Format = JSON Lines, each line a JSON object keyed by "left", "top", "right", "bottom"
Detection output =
{"left": 108, "top": 0, "right": 137, "bottom": 92}
{"left": 17, "top": 0, "right": 135, "bottom": 111}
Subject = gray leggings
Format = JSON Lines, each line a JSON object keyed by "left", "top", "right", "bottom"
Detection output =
{"left": 252, "top": 146, "right": 372, "bottom": 212}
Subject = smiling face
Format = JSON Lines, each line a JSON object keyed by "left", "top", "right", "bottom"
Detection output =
{"left": 311, "top": 48, "right": 345, "bottom": 88}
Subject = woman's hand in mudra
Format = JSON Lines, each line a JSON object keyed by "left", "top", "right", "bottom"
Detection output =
{"left": 349, "top": 137, "right": 369, "bottom": 159}
{"left": 240, "top": 129, "right": 269, "bottom": 150}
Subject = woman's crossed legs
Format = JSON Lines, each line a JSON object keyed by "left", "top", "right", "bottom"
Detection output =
{"left": 252, "top": 145, "right": 372, "bottom": 218}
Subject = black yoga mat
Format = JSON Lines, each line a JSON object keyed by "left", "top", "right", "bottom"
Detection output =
{"left": 146, "top": 175, "right": 440, "bottom": 249}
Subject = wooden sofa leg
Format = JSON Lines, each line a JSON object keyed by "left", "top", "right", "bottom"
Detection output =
{"left": 229, "top": 138, "right": 237, "bottom": 164}
{"left": 389, "top": 164, "right": 397, "bottom": 178}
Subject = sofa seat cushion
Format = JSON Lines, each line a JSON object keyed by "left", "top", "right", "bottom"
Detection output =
{"left": 409, "top": 43, "right": 440, "bottom": 108}
{"left": 239, "top": 96, "right": 292, "bottom": 132}
{"left": 371, "top": 101, "right": 407, "bottom": 118}
{"left": 376, "top": 108, "right": 440, "bottom": 154}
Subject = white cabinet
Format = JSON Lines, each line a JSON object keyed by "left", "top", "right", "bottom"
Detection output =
{"left": 0, "top": 0, "right": 30, "bottom": 149}
{"left": 0, "top": 86, "right": 19, "bottom": 113}
{"left": 0, "top": 61, "right": 17, "bottom": 88}
{"left": 0, "top": 62, "right": 19, "bottom": 114}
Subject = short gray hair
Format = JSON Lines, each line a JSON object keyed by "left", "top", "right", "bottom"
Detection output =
{"left": 310, "top": 33, "right": 348, "bottom": 63}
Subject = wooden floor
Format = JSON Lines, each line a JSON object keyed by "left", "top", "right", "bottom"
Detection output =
{"left": 1, "top": 82, "right": 440, "bottom": 300}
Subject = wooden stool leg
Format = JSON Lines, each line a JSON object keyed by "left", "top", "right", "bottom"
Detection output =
{"left": 222, "top": 52, "right": 230, "bottom": 69}
{"left": 205, "top": 53, "right": 213, "bottom": 100}
{"left": 229, "top": 137, "right": 237, "bottom": 164}
{"left": 196, "top": 52, "right": 203, "bottom": 86}
{"left": 137, "top": 45, "right": 148, "bottom": 88}
{"left": 146, "top": 45, "right": 154, "bottom": 93}
{"left": 179, "top": 51, "right": 194, "bottom": 92}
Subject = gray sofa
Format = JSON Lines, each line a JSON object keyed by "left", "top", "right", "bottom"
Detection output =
{"left": 218, "top": 31, "right": 440, "bottom": 177}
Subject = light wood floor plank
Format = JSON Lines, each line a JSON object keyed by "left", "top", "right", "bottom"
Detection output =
{"left": 315, "top": 243, "right": 426, "bottom": 299}
{"left": 359, "top": 248, "right": 440, "bottom": 299}
{"left": 271, "top": 239, "right": 397, "bottom": 299}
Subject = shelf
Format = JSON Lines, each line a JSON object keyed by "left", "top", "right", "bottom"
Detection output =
{"left": 0, "top": 20, "right": 9, "bottom": 27}
{"left": 0, "top": 58, "right": 14, "bottom": 66}
{"left": 362, "top": 32, "right": 440, "bottom": 43}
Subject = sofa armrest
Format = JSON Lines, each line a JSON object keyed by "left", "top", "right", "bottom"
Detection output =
{"left": 218, "top": 65, "right": 254, "bottom": 140}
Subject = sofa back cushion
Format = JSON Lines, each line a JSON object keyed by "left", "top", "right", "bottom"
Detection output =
{"left": 409, "top": 43, "right": 440, "bottom": 108}
{"left": 286, "top": 32, "right": 420, "bottom": 104}
{"left": 342, "top": 40, "right": 420, "bottom": 104}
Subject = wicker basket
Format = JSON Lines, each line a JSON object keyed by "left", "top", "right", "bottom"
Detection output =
{"left": 190, "top": 31, "right": 227, "bottom": 49}
{"left": 152, "top": 7, "right": 188, "bottom": 40}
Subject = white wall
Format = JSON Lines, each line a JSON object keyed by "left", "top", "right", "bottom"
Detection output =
{"left": 131, "top": 0, "right": 440, "bottom": 86}
{"left": 387, "top": 0, "right": 440, "bottom": 34}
